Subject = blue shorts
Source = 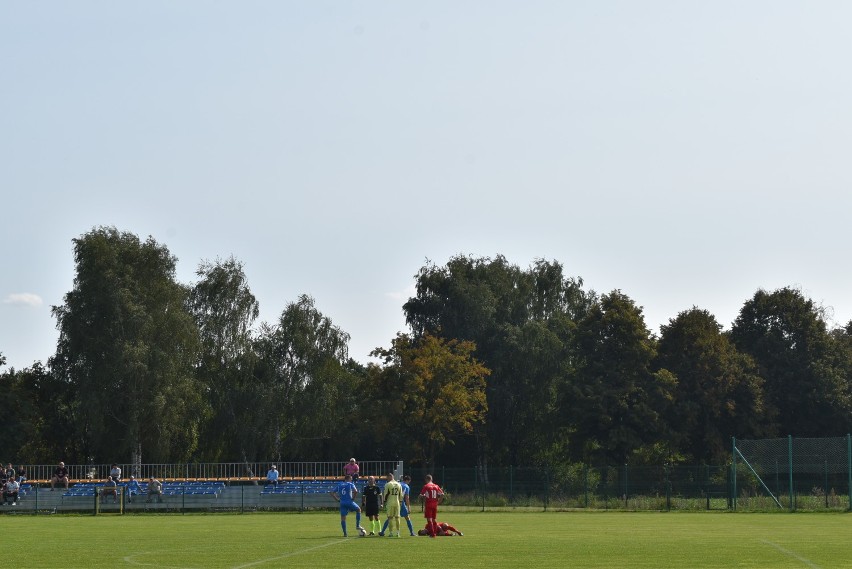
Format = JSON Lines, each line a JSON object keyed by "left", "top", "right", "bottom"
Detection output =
{"left": 340, "top": 501, "right": 360, "bottom": 516}
{"left": 401, "top": 503, "right": 410, "bottom": 517}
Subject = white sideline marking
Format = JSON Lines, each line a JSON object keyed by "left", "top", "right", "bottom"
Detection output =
{"left": 761, "top": 539, "right": 821, "bottom": 569}
{"left": 123, "top": 539, "right": 348, "bottom": 569}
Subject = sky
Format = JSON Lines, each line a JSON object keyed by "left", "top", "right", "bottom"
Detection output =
{"left": 2, "top": 1, "right": 852, "bottom": 371}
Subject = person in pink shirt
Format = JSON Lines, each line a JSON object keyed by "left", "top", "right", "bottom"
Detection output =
{"left": 343, "top": 458, "right": 360, "bottom": 482}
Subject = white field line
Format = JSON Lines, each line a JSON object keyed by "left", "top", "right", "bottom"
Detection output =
{"left": 231, "top": 539, "right": 348, "bottom": 569}
{"left": 123, "top": 539, "right": 349, "bottom": 569}
{"left": 760, "top": 539, "right": 822, "bottom": 569}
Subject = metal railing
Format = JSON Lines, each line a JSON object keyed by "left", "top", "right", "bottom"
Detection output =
{"left": 22, "top": 460, "right": 402, "bottom": 483}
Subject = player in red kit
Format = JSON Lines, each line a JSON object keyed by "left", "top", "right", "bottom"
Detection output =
{"left": 419, "top": 474, "right": 444, "bottom": 538}
{"left": 417, "top": 522, "right": 463, "bottom": 536}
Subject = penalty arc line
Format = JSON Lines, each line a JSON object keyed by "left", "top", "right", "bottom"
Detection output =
{"left": 760, "top": 539, "right": 821, "bottom": 569}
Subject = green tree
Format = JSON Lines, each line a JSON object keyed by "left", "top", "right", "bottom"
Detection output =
{"left": 0, "top": 362, "right": 72, "bottom": 463}
{"left": 188, "top": 256, "right": 260, "bottom": 461}
{"left": 403, "top": 255, "right": 592, "bottom": 467}
{"left": 730, "top": 287, "right": 851, "bottom": 436}
{"left": 564, "top": 291, "right": 676, "bottom": 465}
{"left": 370, "top": 333, "right": 489, "bottom": 470}
{"left": 254, "top": 294, "right": 359, "bottom": 461}
{"left": 656, "top": 308, "right": 767, "bottom": 463}
{"left": 51, "top": 227, "right": 204, "bottom": 463}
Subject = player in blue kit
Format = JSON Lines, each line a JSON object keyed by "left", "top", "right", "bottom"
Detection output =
{"left": 380, "top": 474, "right": 415, "bottom": 536}
{"left": 330, "top": 474, "right": 364, "bottom": 537}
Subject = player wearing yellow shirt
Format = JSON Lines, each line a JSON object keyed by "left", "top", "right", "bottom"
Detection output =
{"left": 382, "top": 472, "right": 404, "bottom": 537}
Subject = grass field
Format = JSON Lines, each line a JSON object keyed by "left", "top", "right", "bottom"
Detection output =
{"left": 6, "top": 510, "right": 851, "bottom": 568}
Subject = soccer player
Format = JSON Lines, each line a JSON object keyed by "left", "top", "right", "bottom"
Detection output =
{"left": 419, "top": 474, "right": 444, "bottom": 537}
{"left": 382, "top": 472, "right": 404, "bottom": 537}
{"left": 381, "top": 474, "right": 415, "bottom": 536}
{"left": 417, "top": 522, "right": 463, "bottom": 536}
{"left": 361, "top": 476, "right": 383, "bottom": 535}
{"left": 330, "top": 474, "right": 363, "bottom": 537}
{"left": 438, "top": 522, "right": 463, "bottom": 536}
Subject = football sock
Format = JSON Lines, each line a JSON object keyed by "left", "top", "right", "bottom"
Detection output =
{"left": 341, "top": 520, "right": 347, "bottom": 536}
{"left": 381, "top": 519, "right": 389, "bottom": 533}
{"left": 356, "top": 512, "right": 361, "bottom": 527}
{"left": 406, "top": 518, "right": 414, "bottom": 534}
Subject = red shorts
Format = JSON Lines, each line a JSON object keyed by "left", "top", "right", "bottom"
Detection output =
{"left": 424, "top": 503, "right": 438, "bottom": 519}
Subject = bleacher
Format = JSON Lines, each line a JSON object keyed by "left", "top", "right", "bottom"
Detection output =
{"left": 3, "top": 460, "right": 403, "bottom": 513}
{"left": 60, "top": 481, "right": 225, "bottom": 499}
{"left": 260, "top": 477, "right": 387, "bottom": 495}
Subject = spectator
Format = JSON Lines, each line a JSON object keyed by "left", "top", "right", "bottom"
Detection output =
{"left": 109, "top": 464, "right": 122, "bottom": 483}
{"left": 147, "top": 476, "right": 163, "bottom": 503}
{"left": 4, "top": 463, "right": 14, "bottom": 482}
{"left": 343, "top": 458, "right": 360, "bottom": 482}
{"left": 101, "top": 477, "right": 118, "bottom": 503}
{"left": 125, "top": 475, "right": 142, "bottom": 503}
{"left": 16, "top": 464, "right": 27, "bottom": 485}
{"left": 51, "top": 461, "right": 70, "bottom": 490}
{"left": 2, "top": 478, "right": 19, "bottom": 506}
{"left": 266, "top": 465, "right": 279, "bottom": 486}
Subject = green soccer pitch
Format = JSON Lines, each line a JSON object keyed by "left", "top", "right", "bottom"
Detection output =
{"left": 8, "top": 511, "right": 851, "bottom": 568}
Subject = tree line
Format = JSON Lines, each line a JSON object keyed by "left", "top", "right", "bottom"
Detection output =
{"left": 2, "top": 226, "right": 851, "bottom": 471}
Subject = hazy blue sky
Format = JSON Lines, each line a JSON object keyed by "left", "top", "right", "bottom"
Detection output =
{"left": 3, "top": 1, "right": 851, "bottom": 370}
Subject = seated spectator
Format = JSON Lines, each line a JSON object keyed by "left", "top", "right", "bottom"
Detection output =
{"left": 146, "top": 476, "right": 163, "bottom": 503}
{"left": 109, "top": 464, "right": 122, "bottom": 483}
{"left": 16, "top": 464, "right": 27, "bottom": 485}
{"left": 266, "top": 465, "right": 279, "bottom": 486}
{"left": 101, "top": 477, "right": 118, "bottom": 503}
{"left": 2, "top": 478, "right": 19, "bottom": 506}
{"left": 343, "top": 458, "right": 360, "bottom": 482}
{"left": 125, "top": 475, "right": 142, "bottom": 503}
{"left": 51, "top": 461, "right": 70, "bottom": 490}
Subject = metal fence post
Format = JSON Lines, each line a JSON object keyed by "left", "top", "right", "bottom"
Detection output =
{"left": 665, "top": 466, "right": 671, "bottom": 512}
{"left": 848, "top": 433, "right": 851, "bottom": 512}
{"left": 788, "top": 435, "right": 794, "bottom": 512}
{"left": 731, "top": 437, "right": 737, "bottom": 511}
{"left": 544, "top": 469, "right": 549, "bottom": 512}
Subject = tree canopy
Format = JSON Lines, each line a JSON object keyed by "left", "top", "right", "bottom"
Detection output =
{"left": 4, "top": 232, "right": 852, "bottom": 469}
